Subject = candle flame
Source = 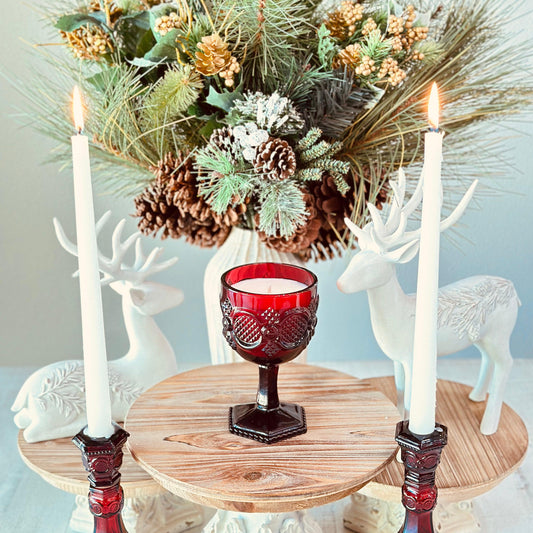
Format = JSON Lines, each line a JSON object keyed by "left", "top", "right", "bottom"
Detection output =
{"left": 428, "top": 82, "right": 439, "bottom": 130}
{"left": 72, "top": 86, "right": 85, "bottom": 133}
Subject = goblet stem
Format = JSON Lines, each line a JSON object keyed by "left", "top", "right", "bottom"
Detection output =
{"left": 229, "top": 363, "right": 307, "bottom": 443}
{"left": 257, "top": 364, "right": 280, "bottom": 411}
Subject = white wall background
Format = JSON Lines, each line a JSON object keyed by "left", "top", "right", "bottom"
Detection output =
{"left": 1, "top": 1, "right": 532, "bottom": 369}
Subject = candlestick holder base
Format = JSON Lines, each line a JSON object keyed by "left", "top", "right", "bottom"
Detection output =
{"left": 73, "top": 423, "right": 130, "bottom": 533}
{"left": 395, "top": 420, "right": 447, "bottom": 533}
{"left": 229, "top": 402, "right": 307, "bottom": 444}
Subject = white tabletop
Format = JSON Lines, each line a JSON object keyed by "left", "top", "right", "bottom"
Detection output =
{"left": 2, "top": 358, "right": 532, "bottom": 532}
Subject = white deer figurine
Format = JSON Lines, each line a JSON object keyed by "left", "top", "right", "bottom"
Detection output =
{"left": 12, "top": 212, "right": 183, "bottom": 443}
{"left": 337, "top": 169, "right": 519, "bottom": 435}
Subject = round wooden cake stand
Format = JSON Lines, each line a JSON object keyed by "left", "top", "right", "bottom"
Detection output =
{"left": 18, "top": 431, "right": 205, "bottom": 533}
{"left": 125, "top": 363, "right": 401, "bottom": 533}
{"left": 344, "top": 377, "right": 529, "bottom": 533}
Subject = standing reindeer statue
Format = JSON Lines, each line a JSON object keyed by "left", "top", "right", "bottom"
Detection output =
{"left": 337, "top": 169, "right": 519, "bottom": 435}
{"left": 12, "top": 212, "right": 183, "bottom": 443}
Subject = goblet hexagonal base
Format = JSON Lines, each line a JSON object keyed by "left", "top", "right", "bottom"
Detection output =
{"left": 229, "top": 402, "right": 307, "bottom": 444}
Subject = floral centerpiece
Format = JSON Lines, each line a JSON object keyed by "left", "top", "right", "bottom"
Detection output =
{"left": 21, "top": 0, "right": 531, "bottom": 260}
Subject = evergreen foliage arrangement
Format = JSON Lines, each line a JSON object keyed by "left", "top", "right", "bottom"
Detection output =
{"left": 16, "top": 0, "right": 533, "bottom": 260}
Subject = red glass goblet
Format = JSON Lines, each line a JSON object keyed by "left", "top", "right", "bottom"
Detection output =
{"left": 220, "top": 262, "right": 318, "bottom": 444}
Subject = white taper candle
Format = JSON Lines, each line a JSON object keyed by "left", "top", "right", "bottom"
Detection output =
{"left": 409, "top": 83, "right": 443, "bottom": 436}
{"left": 71, "top": 86, "right": 114, "bottom": 438}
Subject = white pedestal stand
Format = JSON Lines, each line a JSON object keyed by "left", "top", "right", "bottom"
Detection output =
{"left": 70, "top": 492, "right": 205, "bottom": 533}
{"left": 343, "top": 493, "right": 480, "bottom": 533}
{"left": 203, "top": 510, "right": 322, "bottom": 533}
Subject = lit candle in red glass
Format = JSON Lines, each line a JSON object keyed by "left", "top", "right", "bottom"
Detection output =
{"left": 220, "top": 262, "right": 318, "bottom": 444}
{"left": 221, "top": 262, "right": 318, "bottom": 365}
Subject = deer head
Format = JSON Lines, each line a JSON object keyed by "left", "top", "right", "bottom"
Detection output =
{"left": 53, "top": 211, "right": 183, "bottom": 316}
{"left": 337, "top": 169, "right": 478, "bottom": 294}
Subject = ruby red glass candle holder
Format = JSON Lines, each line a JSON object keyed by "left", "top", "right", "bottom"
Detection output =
{"left": 395, "top": 420, "right": 448, "bottom": 533}
{"left": 73, "top": 423, "right": 130, "bottom": 533}
{"left": 220, "top": 262, "right": 318, "bottom": 444}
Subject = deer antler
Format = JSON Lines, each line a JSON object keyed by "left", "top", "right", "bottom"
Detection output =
{"left": 384, "top": 168, "right": 415, "bottom": 233}
{"left": 344, "top": 217, "right": 374, "bottom": 250}
{"left": 53, "top": 211, "right": 112, "bottom": 258}
{"left": 133, "top": 240, "right": 178, "bottom": 278}
{"left": 392, "top": 179, "right": 478, "bottom": 247}
{"left": 367, "top": 168, "right": 424, "bottom": 248}
{"left": 344, "top": 168, "right": 478, "bottom": 252}
{"left": 53, "top": 213, "right": 178, "bottom": 286}
{"left": 345, "top": 168, "right": 418, "bottom": 250}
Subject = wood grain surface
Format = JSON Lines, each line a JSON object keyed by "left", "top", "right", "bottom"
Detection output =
{"left": 362, "top": 377, "right": 529, "bottom": 503}
{"left": 18, "top": 431, "right": 164, "bottom": 498}
{"left": 125, "top": 363, "right": 401, "bottom": 513}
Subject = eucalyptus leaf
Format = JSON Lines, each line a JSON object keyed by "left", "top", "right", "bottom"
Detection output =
{"left": 120, "top": 11, "right": 151, "bottom": 30}
{"left": 144, "top": 44, "right": 176, "bottom": 62}
{"left": 188, "top": 106, "right": 223, "bottom": 136}
{"left": 55, "top": 13, "right": 105, "bottom": 32}
{"left": 188, "top": 104, "right": 216, "bottom": 121}
{"left": 144, "top": 30, "right": 179, "bottom": 62}
{"left": 155, "top": 28, "right": 179, "bottom": 48}
{"left": 205, "top": 85, "right": 243, "bottom": 112}
{"left": 129, "top": 56, "right": 162, "bottom": 68}
{"left": 198, "top": 118, "right": 222, "bottom": 139}
{"left": 135, "top": 29, "right": 157, "bottom": 57}
{"left": 144, "top": 29, "right": 178, "bottom": 52}
{"left": 114, "top": 13, "right": 154, "bottom": 60}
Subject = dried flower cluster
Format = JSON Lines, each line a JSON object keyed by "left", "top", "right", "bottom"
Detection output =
{"left": 388, "top": 5, "right": 428, "bottom": 54}
{"left": 326, "top": 3, "right": 428, "bottom": 87}
{"left": 154, "top": 12, "right": 183, "bottom": 36}
{"left": 60, "top": 25, "right": 113, "bottom": 60}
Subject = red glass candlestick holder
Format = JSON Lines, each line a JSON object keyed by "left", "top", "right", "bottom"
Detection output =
{"left": 73, "top": 422, "right": 130, "bottom": 533}
{"left": 221, "top": 262, "right": 318, "bottom": 444}
{"left": 395, "top": 420, "right": 448, "bottom": 533}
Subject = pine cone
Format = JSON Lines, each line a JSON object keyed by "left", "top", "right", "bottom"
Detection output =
{"left": 297, "top": 167, "right": 389, "bottom": 261}
{"left": 253, "top": 138, "right": 297, "bottom": 181}
{"left": 134, "top": 152, "right": 243, "bottom": 247}
{"left": 258, "top": 194, "right": 322, "bottom": 254}
{"left": 195, "top": 34, "right": 232, "bottom": 76}
{"left": 209, "top": 127, "right": 239, "bottom": 160}
{"left": 324, "top": 11, "right": 348, "bottom": 40}
{"left": 325, "top": 0, "right": 364, "bottom": 40}
{"left": 293, "top": 174, "right": 352, "bottom": 261}
{"left": 332, "top": 44, "right": 361, "bottom": 70}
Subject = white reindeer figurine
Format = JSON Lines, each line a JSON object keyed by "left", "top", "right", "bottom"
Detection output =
{"left": 12, "top": 212, "right": 183, "bottom": 443}
{"left": 337, "top": 170, "right": 519, "bottom": 435}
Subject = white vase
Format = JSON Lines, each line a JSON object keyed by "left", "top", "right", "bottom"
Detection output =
{"left": 204, "top": 226, "right": 305, "bottom": 364}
